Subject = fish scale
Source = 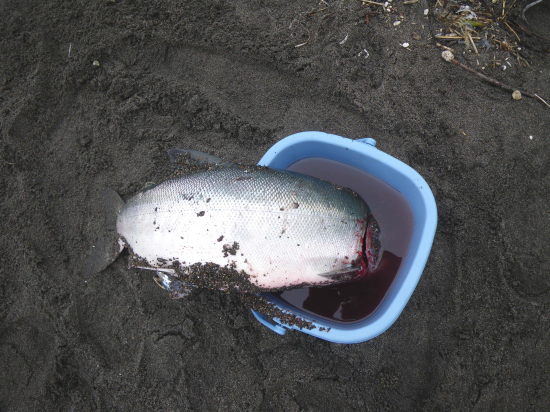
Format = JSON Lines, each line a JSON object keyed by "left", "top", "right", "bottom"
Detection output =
{"left": 117, "top": 166, "right": 371, "bottom": 290}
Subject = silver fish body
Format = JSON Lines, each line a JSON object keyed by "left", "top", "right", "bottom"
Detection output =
{"left": 117, "top": 166, "right": 374, "bottom": 290}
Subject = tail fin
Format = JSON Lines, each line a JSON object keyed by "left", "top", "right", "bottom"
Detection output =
{"left": 81, "top": 188, "right": 125, "bottom": 276}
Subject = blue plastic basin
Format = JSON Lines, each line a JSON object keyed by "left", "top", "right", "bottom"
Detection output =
{"left": 252, "top": 131, "right": 437, "bottom": 344}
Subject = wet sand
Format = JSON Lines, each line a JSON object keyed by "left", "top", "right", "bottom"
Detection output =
{"left": 1, "top": 1, "right": 548, "bottom": 409}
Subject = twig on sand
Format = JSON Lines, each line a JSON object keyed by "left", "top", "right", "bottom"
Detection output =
{"left": 534, "top": 94, "right": 550, "bottom": 108}
{"left": 436, "top": 42, "right": 454, "bottom": 52}
{"left": 360, "top": 0, "right": 386, "bottom": 6}
{"left": 503, "top": 20, "right": 521, "bottom": 43}
{"left": 440, "top": 50, "right": 549, "bottom": 108}
{"left": 466, "top": 31, "right": 479, "bottom": 55}
{"left": 522, "top": 0, "right": 544, "bottom": 20}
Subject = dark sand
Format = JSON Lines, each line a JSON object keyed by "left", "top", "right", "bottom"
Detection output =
{"left": 1, "top": 1, "right": 548, "bottom": 410}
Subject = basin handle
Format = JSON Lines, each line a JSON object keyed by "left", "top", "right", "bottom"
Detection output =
{"left": 357, "top": 137, "right": 377, "bottom": 147}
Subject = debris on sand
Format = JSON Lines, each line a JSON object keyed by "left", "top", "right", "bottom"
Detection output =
{"left": 433, "top": 0, "right": 550, "bottom": 62}
{"left": 439, "top": 48, "right": 550, "bottom": 107}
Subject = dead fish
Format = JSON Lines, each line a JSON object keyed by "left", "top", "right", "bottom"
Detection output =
{"left": 84, "top": 149, "right": 381, "bottom": 297}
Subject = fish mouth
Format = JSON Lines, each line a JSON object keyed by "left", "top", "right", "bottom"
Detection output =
{"left": 362, "top": 214, "right": 381, "bottom": 274}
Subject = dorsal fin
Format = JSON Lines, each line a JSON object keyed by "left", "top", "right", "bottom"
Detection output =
{"left": 167, "top": 149, "right": 234, "bottom": 168}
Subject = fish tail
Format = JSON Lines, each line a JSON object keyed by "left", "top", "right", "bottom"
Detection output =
{"left": 81, "top": 188, "right": 125, "bottom": 276}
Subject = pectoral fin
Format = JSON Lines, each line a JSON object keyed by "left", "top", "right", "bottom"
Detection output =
{"left": 153, "top": 271, "right": 195, "bottom": 299}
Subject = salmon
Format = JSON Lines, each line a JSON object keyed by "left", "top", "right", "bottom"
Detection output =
{"left": 84, "top": 150, "right": 381, "bottom": 297}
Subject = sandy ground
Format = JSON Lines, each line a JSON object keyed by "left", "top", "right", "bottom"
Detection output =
{"left": 1, "top": 0, "right": 549, "bottom": 410}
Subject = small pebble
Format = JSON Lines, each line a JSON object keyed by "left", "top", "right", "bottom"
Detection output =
{"left": 92, "top": 60, "right": 100, "bottom": 67}
{"left": 423, "top": 8, "right": 429, "bottom": 16}
{"left": 512, "top": 90, "right": 522, "bottom": 100}
{"left": 393, "top": 21, "right": 401, "bottom": 26}
{"left": 441, "top": 50, "right": 454, "bottom": 62}
{"left": 402, "top": 42, "right": 409, "bottom": 48}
